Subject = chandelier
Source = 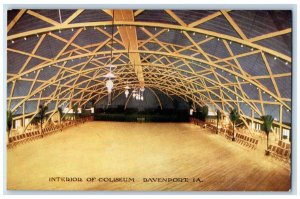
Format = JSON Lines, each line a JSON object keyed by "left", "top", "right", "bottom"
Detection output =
{"left": 124, "top": 86, "right": 130, "bottom": 98}
{"left": 132, "top": 87, "right": 145, "bottom": 101}
{"left": 120, "top": 24, "right": 145, "bottom": 101}
{"left": 123, "top": 85, "right": 145, "bottom": 101}
{"left": 103, "top": 10, "right": 116, "bottom": 105}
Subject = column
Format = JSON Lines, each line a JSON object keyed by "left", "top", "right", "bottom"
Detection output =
{"left": 279, "top": 104, "right": 283, "bottom": 140}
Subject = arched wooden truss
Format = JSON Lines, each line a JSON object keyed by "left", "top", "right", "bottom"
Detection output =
{"left": 7, "top": 9, "right": 292, "bottom": 133}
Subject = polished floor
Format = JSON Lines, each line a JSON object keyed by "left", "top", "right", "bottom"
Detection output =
{"left": 7, "top": 121, "right": 291, "bottom": 191}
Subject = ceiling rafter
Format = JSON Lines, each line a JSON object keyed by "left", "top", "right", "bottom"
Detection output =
{"left": 114, "top": 10, "right": 144, "bottom": 86}
{"left": 8, "top": 49, "right": 290, "bottom": 110}
{"left": 165, "top": 10, "right": 187, "bottom": 27}
{"left": 7, "top": 20, "right": 291, "bottom": 61}
{"left": 188, "top": 11, "right": 222, "bottom": 28}
{"left": 7, "top": 9, "right": 292, "bottom": 132}
{"left": 249, "top": 28, "right": 291, "bottom": 42}
{"left": 26, "top": 10, "right": 60, "bottom": 26}
{"left": 7, "top": 9, "right": 26, "bottom": 32}
{"left": 221, "top": 10, "right": 248, "bottom": 40}
{"left": 63, "top": 9, "right": 84, "bottom": 24}
{"left": 134, "top": 9, "right": 144, "bottom": 17}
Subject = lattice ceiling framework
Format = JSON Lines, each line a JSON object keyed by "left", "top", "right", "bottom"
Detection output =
{"left": 7, "top": 9, "right": 292, "bottom": 133}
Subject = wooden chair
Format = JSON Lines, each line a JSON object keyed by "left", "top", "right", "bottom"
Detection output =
{"left": 269, "top": 145, "right": 277, "bottom": 157}
{"left": 242, "top": 136, "right": 248, "bottom": 146}
{"left": 278, "top": 140, "right": 283, "bottom": 148}
{"left": 252, "top": 139, "right": 257, "bottom": 149}
{"left": 253, "top": 139, "right": 258, "bottom": 149}
{"left": 275, "top": 147, "right": 284, "bottom": 161}
{"left": 282, "top": 149, "right": 290, "bottom": 162}
{"left": 240, "top": 135, "right": 245, "bottom": 144}
{"left": 27, "top": 132, "right": 33, "bottom": 141}
{"left": 238, "top": 134, "right": 244, "bottom": 144}
{"left": 9, "top": 137, "right": 14, "bottom": 143}
{"left": 248, "top": 138, "right": 254, "bottom": 148}
{"left": 285, "top": 143, "right": 291, "bottom": 150}
{"left": 11, "top": 136, "right": 16, "bottom": 142}
{"left": 16, "top": 135, "right": 22, "bottom": 141}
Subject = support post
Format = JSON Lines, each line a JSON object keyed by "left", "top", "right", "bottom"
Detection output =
{"left": 279, "top": 104, "right": 283, "bottom": 140}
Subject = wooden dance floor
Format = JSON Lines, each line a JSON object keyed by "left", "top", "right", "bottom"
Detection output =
{"left": 7, "top": 121, "right": 291, "bottom": 191}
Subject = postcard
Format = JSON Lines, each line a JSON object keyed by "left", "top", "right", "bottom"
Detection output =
{"left": 6, "top": 8, "right": 292, "bottom": 191}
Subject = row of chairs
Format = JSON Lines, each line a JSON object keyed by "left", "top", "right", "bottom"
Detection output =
{"left": 204, "top": 123, "right": 215, "bottom": 131}
{"left": 7, "top": 117, "right": 93, "bottom": 148}
{"left": 236, "top": 133, "right": 259, "bottom": 150}
{"left": 218, "top": 127, "right": 228, "bottom": 134}
{"left": 224, "top": 130, "right": 234, "bottom": 140}
{"left": 278, "top": 140, "right": 291, "bottom": 150}
{"left": 190, "top": 118, "right": 290, "bottom": 163}
{"left": 190, "top": 118, "right": 204, "bottom": 126}
{"left": 43, "top": 125, "right": 62, "bottom": 135}
{"left": 266, "top": 145, "right": 290, "bottom": 162}
{"left": 191, "top": 118, "right": 230, "bottom": 135}
{"left": 191, "top": 117, "right": 259, "bottom": 151}
{"left": 8, "top": 130, "right": 41, "bottom": 144}
{"left": 190, "top": 118, "right": 217, "bottom": 132}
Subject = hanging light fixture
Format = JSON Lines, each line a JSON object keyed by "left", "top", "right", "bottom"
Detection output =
{"left": 124, "top": 85, "right": 130, "bottom": 98}
{"left": 103, "top": 70, "right": 115, "bottom": 78}
{"left": 132, "top": 87, "right": 145, "bottom": 101}
{"left": 125, "top": 89, "right": 129, "bottom": 98}
{"left": 106, "top": 79, "right": 114, "bottom": 93}
{"left": 103, "top": 10, "right": 116, "bottom": 105}
{"left": 132, "top": 89, "right": 137, "bottom": 98}
{"left": 123, "top": 43, "right": 132, "bottom": 99}
{"left": 140, "top": 87, "right": 145, "bottom": 101}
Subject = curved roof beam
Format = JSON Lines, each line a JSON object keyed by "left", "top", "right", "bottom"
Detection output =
{"left": 9, "top": 49, "right": 288, "bottom": 109}
{"left": 8, "top": 49, "right": 290, "bottom": 112}
{"left": 7, "top": 21, "right": 291, "bottom": 62}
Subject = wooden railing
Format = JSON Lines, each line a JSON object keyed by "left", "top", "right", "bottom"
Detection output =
{"left": 7, "top": 116, "right": 93, "bottom": 149}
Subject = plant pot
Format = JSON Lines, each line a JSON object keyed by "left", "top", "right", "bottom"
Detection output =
{"left": 232, "top": 137, "right": 235, "bottom": 141}
{"left": 265, "top": 150, "right": 270, "bottom": 156}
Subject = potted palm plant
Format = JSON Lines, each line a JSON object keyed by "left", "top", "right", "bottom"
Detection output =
{"left": 38, "top": 104, "right": 48, "bottom": 138}
{"left": 216, "top": 110, "right": 221, "bottom": 134}
{"left": 261, "top": 115, "right": 274, "bottom": 155}
{"left": 57, "top": 107, "right": 63, "bottom": 131}
{"left": 72, "top": 104, "right": 78, "bottom": 120}
{"left": 7, "top": 110, "right": 13, "bottom": 143}
{"left": 229, "top": 108, "right": 240, "bottom": 141}
{"left": 202, "top": 105, "right": 209, "bottom": 122}
{"left": 58, "top": 107, "right": 63, "bottom": 124}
